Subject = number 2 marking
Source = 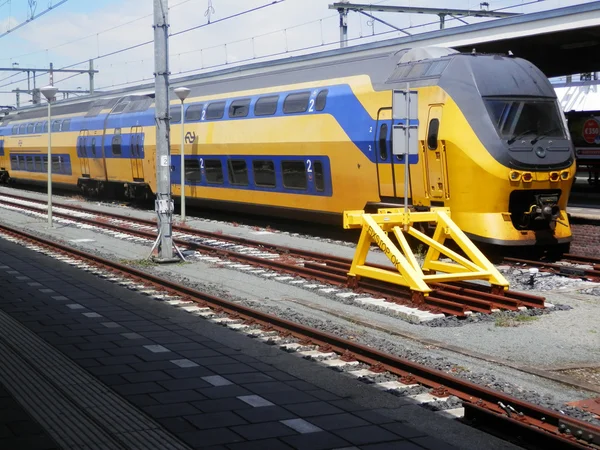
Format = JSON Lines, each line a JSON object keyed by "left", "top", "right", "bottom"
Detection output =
{"left": 308, "top": 99, "right": 315, "bottom": 113}
{"left": 199, "top": 158, "right": 204, "bottom": 169}
{"left": 369, "top": 126, "right": 373, "bottom": 133}
{"left": 201, "top": 110, "right": 206, "bottom": 120}
{"left": 306, "top": 159, "right": 312, "bottom": 173}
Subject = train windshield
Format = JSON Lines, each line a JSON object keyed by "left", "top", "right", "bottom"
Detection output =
{"left": 485, "top": 98, "right": 567, "bottom": 142}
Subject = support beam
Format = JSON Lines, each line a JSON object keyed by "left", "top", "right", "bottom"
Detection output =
{"left": 328, "top": 2, "right": 520, "bottom": 44}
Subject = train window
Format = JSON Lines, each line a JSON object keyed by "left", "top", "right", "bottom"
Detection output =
{"left": 43, "top": 122, "right": 48, "bottom": 132}
{"left": 112, "top": 102, "right": 129, "bottom": 114}
{"left": 26, "top": 156, "right": 34, "bottom": 171}
{"left": 184, "top": 159, "right": 201, "bottom": 183}
{"left": 112, "top": 134, "right": 122, "bottom": 156}
{"left": 229, "top": 99, "right": 251, "bottom": 118}
{"left": 34, "top": 122, "right": 43, "bottom": 133}
{"left": 41, "top": 156, "right": 47, "bottom": 171}
{"left": 52, "top": 156, "right": 61, "bottom": 173}
{"left": 406, "top": 62, "right": 430, "bottom": 79}
{"left": 283, "top": 92, "right": 311, "bottom": 114}
{"left": 282, "top": 161, "right": 307, "bottom": 190}
{"left": 206, "top": 101, "right": 226, "bottom": 120}
{"left": 227, "top": 159, "right": 248, "bottom": 186}
{"left": 205, "top": 159, "right": 223, "bottom": 184}
{"left": 170, "top": 105, "right": 181, "bottom": 123}
{"left": 52, "top": 120, "right": 61, "bottom": 132}
{"left": 379, "top": 124, "right": 388, "bottom": 160}
{"left": 254, "top": 96, "right": 278, "bottom": 116}
{"left": 315, "top": 90, "right": 328, "bottom": 111}
{"left": 427, "top": 119, "right": 440, "bottom": 150}
{"left": 27, "top": 123, "right": 34, "bottom": 134}
{"left": 34, "top": 156, "right": 42, "bottom": 171}
{"left": 10, "top": 155, "right": 17, "bottom": 170}
{"left": 62, "top": 119, "right": 71, "bottom": 132}
{"left": 19, "top": 124, "right": 27, "bottom": 134}
{"left": 185, "top": 104, "right": 203, "bottom": 122}
{"left": 91, "top": 137, "right": 97, "bottom": 157}
{"left": 11, "top": 125, "right": 18, "bottom": 135}
{"left": 314, "top": 161, "right": 324, "bottom": 192}
{"left": 253, "top": 160, "right": 276, "bottom": 187}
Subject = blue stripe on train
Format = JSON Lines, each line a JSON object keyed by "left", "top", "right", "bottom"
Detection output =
{"left": 170, "top": 155, "right": 333, "bottom": 197}
{"left": 0, "top": 84, "right": 419, "bottom": 165}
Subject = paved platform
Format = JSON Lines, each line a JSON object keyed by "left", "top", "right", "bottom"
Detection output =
{"left": 0, "top": 236, "right": 518, "bottom": 450}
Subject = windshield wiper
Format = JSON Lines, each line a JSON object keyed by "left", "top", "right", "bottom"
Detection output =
{"left": 507, "top": 129, "right": 536, "bottom": 145}
{"left": 531, "top": 127, "right": 561, "bottom": 145}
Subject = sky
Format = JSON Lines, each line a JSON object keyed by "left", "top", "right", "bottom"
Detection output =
{"left": 0, "top": 0, "right": 596, "bottom": 107}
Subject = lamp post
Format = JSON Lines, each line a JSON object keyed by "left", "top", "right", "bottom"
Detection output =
{"left": 174, "top": 87, "right": 191, "bottom": 223}
{"left": 40, "top": 85, "right": 58, "bottom": 227}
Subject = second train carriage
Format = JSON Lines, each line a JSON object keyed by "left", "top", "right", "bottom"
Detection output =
{"left": 0, "top": 46, "right": 576, "bottom": 247}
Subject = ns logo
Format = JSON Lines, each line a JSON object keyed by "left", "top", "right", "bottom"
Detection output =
{"left": 184, "top": 131, "right": 196, "bottom": 144}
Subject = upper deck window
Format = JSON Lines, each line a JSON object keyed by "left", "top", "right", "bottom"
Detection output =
{"left": 283, "top": 92, "right": 310, "bottom": 114}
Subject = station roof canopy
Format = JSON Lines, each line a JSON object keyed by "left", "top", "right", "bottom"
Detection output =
{"left": 372, "top": 1, "right": 600, "bottom": 78}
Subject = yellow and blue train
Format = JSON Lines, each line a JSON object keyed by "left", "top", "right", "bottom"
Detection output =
{"left": 0, "top": 46, "right": 575, "bottom": 247}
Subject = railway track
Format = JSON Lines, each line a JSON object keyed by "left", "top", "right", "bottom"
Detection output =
{"left": 505, "top": 255, "right": 600, "bottom": 282}
{"left": 0, "top": 222, "right": 597, "bottom": 450}
{"left": 0, "top": 192, "right": 549, "bottom": 318}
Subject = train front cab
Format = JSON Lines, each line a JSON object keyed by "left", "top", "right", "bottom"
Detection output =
{"left": 379, "top": 51, "right": 575, "bottom": 248}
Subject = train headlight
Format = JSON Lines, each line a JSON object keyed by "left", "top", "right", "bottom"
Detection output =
{"left": 522, "top": 172, "right": 533, "bottom": 183}
{"left": 549, "top": 172, "right": 560, "bottom": 182}
{"left": 560, "top": 170, "right": 570, "bottom": 180}
{"left": 509, "top": 170, "right": 521, "bottom": 181}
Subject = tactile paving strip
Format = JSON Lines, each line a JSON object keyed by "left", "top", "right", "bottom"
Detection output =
{"left": 0, "top": 309, "right": 191, "bottom": 450}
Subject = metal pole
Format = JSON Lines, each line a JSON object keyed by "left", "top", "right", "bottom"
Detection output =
{"left": 47, "top": 99, "right": 52, "bottom": 227}
{"left": 338, "top": 8, "right": 348, "bottom": 48}
{"left": 404, "top": 82, "right": 410, "bottom": 216}
{"left": 49, "top": 62, "right": 54, "bottom": 85}
{"left": 89, "top": 59, "right": 95, "bottom": 95}
{"left": 153, "top": 0, "right": 176, "bottom": 261}
{"left": 180, "top": 99, "right": 185, "bottom": 223}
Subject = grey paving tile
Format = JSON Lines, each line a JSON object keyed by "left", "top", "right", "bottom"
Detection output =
{"left": 143, "top": 402, "right": 200, "bottom": 419}
{"left": 170, "top": 359, "right": 198, "bottom": 368}
{"left": 361, "top": 442, "right": 423, "bottom": 450}
{"left": 352, "top": 410, "right": 397, "bottom": 425}
{"left": 82, "top": 312, "right": 103, "bottom": 318}
{"left": 261, "top": 390, "right": 318, "bottom": 405}
{"left": 227, "top": 438, "right": 295, "bottom": 450}
{"left": 231, "top": 422, "right": 298, "bottom": 441}
{"left": 158, "top": 378, "right": 211, "bottom": 391}
{"left": 198, "top": 385, "right": 252, "bottom": 399}
{"left": 121, "top": 332, "right": 144, "bottom": 340}
{"left": 202, "top": 375, "right": 232, "bottom": 387}
{"left": 158, "top": 417, "right": 198, "bottom": 434}
{"left": 191, "top": 398, "right": 254, "bottom": 413}
{"left": 285, "top": 401, "right": 345, "bottom": 417}
{"left": 101, "top": 322, "right": 122, "bottom": 328}
{"left": 281, "top": 431, "right": 350, "bottom": 450}
{"left": 236, "top": 406, "right": 296, "bottom": 424}
{"left": 112, "top": 382, "right": 165, "bottom": 396}
{"left": 178, "top": 428, "right": 245, "bottom": 447}
{"left": 165, "top": 367, "right": 215, "bottom": 379}
{"left": 226, "top": 372, "right": 274, "bottom": 384}
{"left": 66, "top": 304, "right": 85, "bottom": 310}
{"left": 151, "top": 390, "right": 206, "bottom": 404}
{"left": 332, "top": 425, "right": 400, "bottom": 446}
{"left": 237, "top": 395, "right": 275, "bottom": 408}
{"left": 122, "top": 371, "right": 172, "bottom": 383}
{"left": 308, "top": 413, "right": 371, "bottom": 431}
{"left": 281, "top": 418, "right": 322, "bottom": 434}
{"left": 185, "top": 411, "right": 247, "bottom": 430}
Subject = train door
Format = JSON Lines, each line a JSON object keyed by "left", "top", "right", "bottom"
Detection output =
{"left": 77, "top": 130, "right": 90, "bottom": 177}
{"left": 375, "top": 108, "right": 395, "bottom": 198}
{"left": 130, "top": 126, "right": 145, "bottom": 182}
{"left": 424, "top": 105, "right": 449, "bottom": 201}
